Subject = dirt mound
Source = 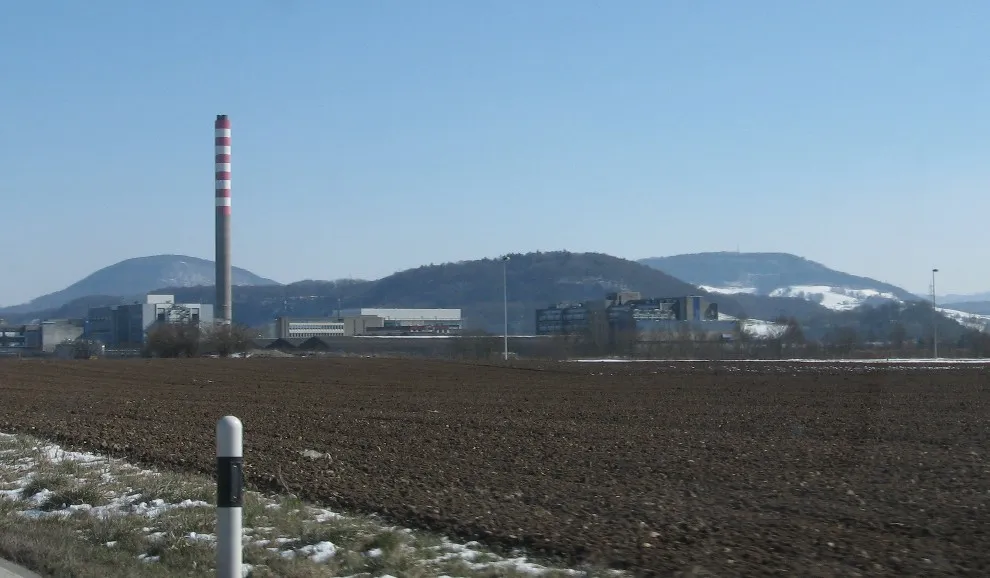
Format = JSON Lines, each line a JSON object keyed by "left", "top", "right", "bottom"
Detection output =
{"left": 0, "top": 358, "right": 988, "bottom": 576}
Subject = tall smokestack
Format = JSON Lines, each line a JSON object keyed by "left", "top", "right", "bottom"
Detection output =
{"left": 215, "top": 114, "right": 232, "bottom": 324}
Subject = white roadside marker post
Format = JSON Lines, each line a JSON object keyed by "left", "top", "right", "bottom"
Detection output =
{"left": 217, "top": 416, "right": 243, "bottom": 578}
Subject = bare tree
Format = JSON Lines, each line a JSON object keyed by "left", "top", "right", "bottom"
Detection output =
{"left": 889, "top": 322, "right": 907, "bottom": 352}
{"left": 144, "top": 323, "right": 201, "bottom": 358}
{"left": 825, "top": 326, "right": 859, "bottom": 357}
{"left": 203, "top": 323, "right": 256, "bottom": 357}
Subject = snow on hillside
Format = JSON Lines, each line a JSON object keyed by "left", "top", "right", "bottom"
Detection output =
{"left": 703, "top": 283, "right": 901, "bottom": 311}
{"left": 699, "top": 284, "right": 756, "bottom": 295}
{"left": 769, "top": 285, "right": 900, "bottom": 311}
{"left": 718, "top": 313, "right": 787, "bottom": 338}
{"left": 938, "top": 307, "right": 990, "bottom": 332}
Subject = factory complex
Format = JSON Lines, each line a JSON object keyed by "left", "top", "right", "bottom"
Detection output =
{"left": 535, "top": 291, "right": 734, "bottom": 340}
{"left": 0, "top": 303, "right": 463, "bottom": 356}
{"left": 0, "top": 115, "right": 728, "bottom": 359}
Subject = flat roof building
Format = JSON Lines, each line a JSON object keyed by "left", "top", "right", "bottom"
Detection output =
{"left": 276, "top": 308, "right": 462, "bottom": 338}
{"left": 275, "top": 315, "right": 384, "bottom": 339}
{"left": 338, "top": 308, "right": 462, "bottom": 334}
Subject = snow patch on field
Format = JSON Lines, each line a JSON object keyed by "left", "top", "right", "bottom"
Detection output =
{"left": 0, "top": 433, "right": 618, "bottom": 577}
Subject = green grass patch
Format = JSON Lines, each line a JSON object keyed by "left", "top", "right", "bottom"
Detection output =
{"left": 40, "top": 481, "right": 110, "bottom": 511}
{"left": 20, "top": 472, "right": 73, "bottom": 500}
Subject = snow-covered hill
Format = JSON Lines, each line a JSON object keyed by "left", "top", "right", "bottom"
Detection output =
{"left": 640, "top": 252, "right": 918, "bottom": 313}
{"left": 938, "top": 307, "right": 990, "bottom": 332}
{"left": 703, "top": 284, "right": 901, "bottom": 312}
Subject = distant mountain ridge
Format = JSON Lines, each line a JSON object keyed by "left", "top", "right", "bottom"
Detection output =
{"left": 0, "top": 255, "right": 279, "bottom": 315}
{"left": 639, "top": 252, "right": 918, "bottom": 311}
{"left": 938, "top": 291, "right": 990, "bottom": 305}
{"left": 3, "top": 252, "right": 747, "bottom": 331}
{"left": 160, "top": 251, "right": 748, "bottom": 333}
{"left": 2, "top": 250, "right": 983, "bottom": 342}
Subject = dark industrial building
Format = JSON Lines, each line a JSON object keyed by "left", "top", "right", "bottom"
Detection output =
{"left": 85, "top": 294, "right": 214, "bottom": 348}
{"left": 535, "top": 291, "right": 729, "bottom": 338}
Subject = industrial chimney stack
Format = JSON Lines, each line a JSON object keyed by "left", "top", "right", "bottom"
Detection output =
{"left": 214, "top": 114, "right": 232, "bottom": 324}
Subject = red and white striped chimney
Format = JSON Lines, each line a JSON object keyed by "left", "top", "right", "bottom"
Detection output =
{"left": 215, "top": 115, "right": 232, "bottom": 324}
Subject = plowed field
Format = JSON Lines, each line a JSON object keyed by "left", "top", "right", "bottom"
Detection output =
{"left": 0, "top": 358, "right": 988, "bottom": 576}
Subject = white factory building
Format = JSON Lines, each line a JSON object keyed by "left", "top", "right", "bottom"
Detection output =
{"left": 274, "top": 308, "right": 462, "bottom": 339}
{"left": 340, "top": 308, "right": 461, "bottom": 330}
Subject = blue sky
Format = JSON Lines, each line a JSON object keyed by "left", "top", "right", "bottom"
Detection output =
{"left": 2, "top": 1, "right": 988, "bottom": 305}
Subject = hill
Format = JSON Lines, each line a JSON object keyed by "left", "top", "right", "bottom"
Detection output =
{"left": 2, "top": 251, "right": 978, "bottom": 344}
{"left": 639, "top": 252, "right": 917, "bottom": 310}
{"left": 0, "top": 255, "right": 279, "bottom": 315}
{"left": 802, "top": 300, "right": 980, "bottom": 345}
{"left": 153, "top": 251, "right": 745, "bottom": 333}
{"left": 938, "top": 291, "right": 990, "bottom": 305}
{"left": 943, "top": 301, "right": 990, "bottom": 316}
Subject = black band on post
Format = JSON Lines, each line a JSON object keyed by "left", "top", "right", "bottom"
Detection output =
{"left": 217, "top": 456, "right": 244, "bottom": 508}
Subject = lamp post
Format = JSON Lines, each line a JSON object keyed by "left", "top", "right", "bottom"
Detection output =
{"left": 931, "top": 268, "right": 939, "bottom": 359}
{"left": 501, "top": 255, "right": 509, "bottom": 360}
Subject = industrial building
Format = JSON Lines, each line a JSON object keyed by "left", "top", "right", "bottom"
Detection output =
{"left": 0, "top": 319, "right": 85, "bottom": 354}
{"left": 338, "top": 308, "right": 462, "bottom": 334}
{"left": 274, "top": 308, "right": 462, "bottom": 339}
{"left": 274, "top": 315, "right": 384, "bottom": 339}
{"left": 86, "top": 294, "right": 214, "bottom": 347}
{"left": 535, "top": 292, "right": 724, "bottom": 338}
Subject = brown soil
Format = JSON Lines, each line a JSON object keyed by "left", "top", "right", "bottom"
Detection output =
{"left": 0, "top": 358, "right": 988, "bottom": 576}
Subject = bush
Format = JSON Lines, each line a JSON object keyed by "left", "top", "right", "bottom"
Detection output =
{"left": 202, "top": 323, "right": 256, "bottom": 357}
{"left": 143, "top": 323, "right": 201, "bottom": 358}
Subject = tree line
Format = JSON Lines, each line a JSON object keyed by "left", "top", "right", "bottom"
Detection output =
{"left": 143, "top": 322, "right": 255, "bottom": 358}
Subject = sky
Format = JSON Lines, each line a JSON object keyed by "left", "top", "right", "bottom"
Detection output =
{"left": 1, "top": 1, "right": 989, "bottom": 305}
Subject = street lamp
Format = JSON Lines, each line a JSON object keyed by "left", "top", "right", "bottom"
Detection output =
{"left": 501, "top": 255, "right": 509, "bottom": 360}
{"left": 931, "top": 268, "right": 939, "bottom": 359}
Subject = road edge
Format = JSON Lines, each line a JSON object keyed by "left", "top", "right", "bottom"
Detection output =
{"left": 0, "top": 558, "right": 42, "bottom": 578}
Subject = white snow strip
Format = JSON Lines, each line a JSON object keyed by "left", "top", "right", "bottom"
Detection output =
{"left": 699, "top": 285, "right": 757, "bottom": 295}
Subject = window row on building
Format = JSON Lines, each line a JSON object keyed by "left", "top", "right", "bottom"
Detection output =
{"left": 535, "top": 293, "right": 719, "bottom": 337}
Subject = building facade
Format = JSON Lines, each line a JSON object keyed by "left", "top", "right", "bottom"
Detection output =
{"left": 0, "top": 319, "right": 85, "bottom": 353}
{"left": 535, "top": 293, "right": 721, "bottom": 337}
{"left": 275, "top": 308, "right": 461, "bottom": 339}
{"left": 338, "top": 308, "right": 462, "bottom": 334}
{"left": 274, "top": 315, "right": 384, "bottom": 339}
{"left": 86, "top": 295, "right": 214, "bottom": 347}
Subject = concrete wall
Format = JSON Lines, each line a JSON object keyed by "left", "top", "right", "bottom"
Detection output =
{"left": 344, "top": 315, "right": 384, "bottom": 335}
